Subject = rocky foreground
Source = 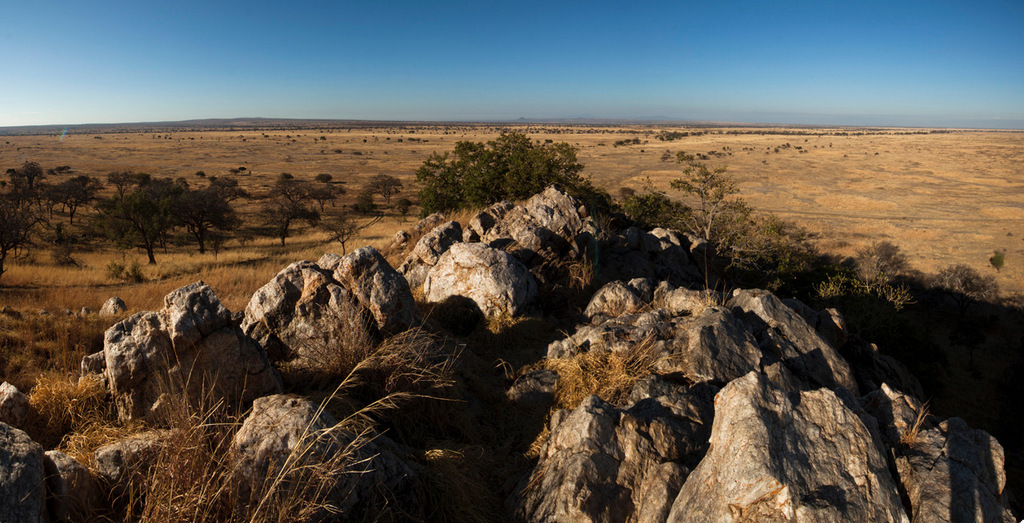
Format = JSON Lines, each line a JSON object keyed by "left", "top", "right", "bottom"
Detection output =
{"left": 0, "top": 187, "right": 1017, "bottom": 522}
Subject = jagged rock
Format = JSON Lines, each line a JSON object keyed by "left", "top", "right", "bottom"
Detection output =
{"left": 673, "top": 306, "right": 763, "bottom": 384}
{"left": 424, "top": 242, "right": 538, "bottom": 317}
{"left": 320, "top": 247, "right": 419, "bottom": 334}
{"left": 516, "top": 379, "right": 716, "bottom": 522}
{"left": 44, "top": 450, "right": 99, "bottom": 521}
{"left": 398, "top": 221, "right": 463, "bottom": 289}
{"left": 93, "top": 430, "right": 169, "bottom": 485}
{"left": 104, "top": 282, "right": 281, "bottom": 422}
{"left": 729, "top": 288, "right": 860, "bottom": 394}
{"left": 669, "top": 372, "right": 908, "bottom": 522}
{"left": 506, "top": 369, "right": 559, "bottom": 408}
{"left": 843, "top": 339, "right": 925, "bottom": 399}
{"left": 466, "top": 187, "right": 596, "bottom": 268}
{"left": 0, "top": 381, "right": 29, "bottom": 428}
{"left": 243, "top": 260, "right": 378, "bottom": 363}
{"left": 232, "top": 394, "right": 421, "bottom": 517}
{"left": 895, "top": 417, "right": 1015, "bottom": 522}
{"left": 99, "top": 296, "right": 127, "bottom": 316}
{"left": 0, "top": 422, "right": 48, "bottom": 523}
{"left": 783, "top": 298, "right": 849, "bottom": 349}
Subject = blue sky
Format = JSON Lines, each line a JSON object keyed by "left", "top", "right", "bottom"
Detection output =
{"left": 1, "top": 0, "right": 1022, "bottom": 128}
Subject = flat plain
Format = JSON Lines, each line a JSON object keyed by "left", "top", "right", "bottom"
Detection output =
{"left": 1, "top": 123, "right": 1022, "bottom": 314}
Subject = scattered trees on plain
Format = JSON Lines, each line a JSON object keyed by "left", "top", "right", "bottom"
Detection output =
{"left": 260, "top": 177, "right": 320, "bottom": 246}
{"left": 96, "top": 177, "right": 185, "bottom": 264}
{"left": 368, "top": 174, "right": 403, "bottom": 205}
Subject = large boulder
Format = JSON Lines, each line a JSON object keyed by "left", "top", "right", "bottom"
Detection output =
{"left": 104, "top": 282, "right": 282, "bottom": 422}
{"left": 516, "top": 379, "right": 717, "bottom": 522}
{"left": 319, "top": 247, "right": 419, "bottom": 334}
{"left": 668, "top": 372, "right": 908, "bottom": 522}
{"left": 0, "top": 381, "right": 29, "bottom": 428}
{"left": 729, "top": 289, "right": 860, "bottom": 394}
{"left": 398, "top": 221, "right": 463, "bottom": 289}
{"left": 242, "top": 261, "right": 377, "bottom": 364}
{"left": 0, "top": 422, "right": 47, "bottom": 523}
{"left": 424, "top": 242, "right": 539, "bottom": 317}
{"left": 231, "top": 394, "right": 421, "bottom": 518}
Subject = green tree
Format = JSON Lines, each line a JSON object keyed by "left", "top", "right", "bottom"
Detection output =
{"left": 178, "top": 185, "right": 239, "bottom": 254}
{"left": 96, "top": 178, "right": 185, "bottom": 264}
{"left": 47, "top": 175, "right": 103, "bottom": 225}
{"left": 415, "top": 132, "right": 588, "bottom": 214}
{"left": 669, "top": 161, "right": 747, "bottom": 243}
{"left": 990, "top": 251, "right": 1005, "bottom": 272}
{"left": 0, "top": 194, "right": 38, "bottom": 282}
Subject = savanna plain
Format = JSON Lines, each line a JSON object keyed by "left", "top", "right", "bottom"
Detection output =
{"left": 1, "top": 121, "right": 1022, "bottom": 520}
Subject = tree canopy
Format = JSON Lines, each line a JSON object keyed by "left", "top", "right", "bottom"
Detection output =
{"left": 415, "top": 132, "right": 590, "bottom": 215}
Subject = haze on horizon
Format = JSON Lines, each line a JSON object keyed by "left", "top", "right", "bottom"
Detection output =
{"left": 1, "top": 1, "right": 1022, "bottom": 129}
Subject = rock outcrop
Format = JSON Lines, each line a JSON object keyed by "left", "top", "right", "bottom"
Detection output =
{"left": 44, "top": 450, "right": 99, "bottom": 521}
{"left": 424, "top": 242, "right": 539, "bottom": 317}
{"left": 0, "top": 422, "right": 47, "bottom": 523}
{"left": 668, "top": 372, "right": 908, "bottom": 521}
{"left": 319, "top": 247, "right": 418, "bottom": 334}
{"left": 102, "top": 282, "right": 281, "bottom": 421}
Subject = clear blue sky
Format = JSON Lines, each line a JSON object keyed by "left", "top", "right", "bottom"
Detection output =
{"left": 1, "top": 0, "right": 1022, "bottom": 128}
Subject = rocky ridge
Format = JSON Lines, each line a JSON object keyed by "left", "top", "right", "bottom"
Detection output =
{"left": 0, "top": 186, "right": 1016, "bottom": 521}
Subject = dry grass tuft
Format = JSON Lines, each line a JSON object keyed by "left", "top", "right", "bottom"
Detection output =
{"left": 899, "top": 401, "right": 931, "bottom": 449}
{"left": 25, "top": 372, "right": 114, "bottom": 449}
{"left": 545, "top": 335, "right": 659, "bottom": 409}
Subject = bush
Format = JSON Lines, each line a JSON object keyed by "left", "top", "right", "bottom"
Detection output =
{"left": 352, "top": 191, "right": 377, "bottom": 215}
{"left": 415, "top": 132, "right": 593, "bottom": 215}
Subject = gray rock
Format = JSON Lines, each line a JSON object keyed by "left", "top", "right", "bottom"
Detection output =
{"left": 669, "top": 372, "right": 908, "bottom": 522}
{"left": 104, "top": 282, "right": 281, "bottom": 422}
{"left": 398, "top": 221, "right": 463, "bottom": 289}
{"left": 517, "top": 380, "right": 716, "bottom": 522}
{"left": 896, "top": 417, "right": 1015, "bottom": 522}
{"left": 231, "top": 394, "right": 421, "bottom": 517}
{"left": 321, "top": 246, "right": 419, "bottom": 334}
{"left": 729, "top": 288, "right": 859, "bottom": 394}
{"left": 506, "top": 369, "right": 559, "bottom": 408}
{"left": 424, "top": 242, "right": 539, "bottom": 317}
{"left": 584, "top": 280, "right": 646, "bottom": 319}
{"left": 671, "top": 306, "right": 763, "bottom": 384}
{"left": 243, "top": 260, "right": 377, "bottom": 364}
{"left": 99, "top": 296, "right": 127, "bottom": 316}
{"left": 93, "top": 430, "right": 168, "bottom": 485}
{"left": 44, "top": 450, "right": 99, "bottom": 521}
{"left": 0, "top": 381, "right": 29, "bottom": 428}
{"left": 80, "top": 351, "right": 106, "bottom": 377}
{"left": 0, "top": 422, "right": 47, "bottom": 523}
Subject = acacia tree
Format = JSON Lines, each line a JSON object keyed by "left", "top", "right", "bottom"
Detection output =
{"left": 367, "top": 174, "right": 403, "bottom": 205}
{"left": 48, "top": 175, "right": 103, "bottom": 225}
{"left": 8, "top": 161, "right": 44, "bottom": 192}
{"left": 321, "top": 212, "right": 358, "bottom": 254}
{"left": 96, "top": 178, "right": 184, "bottom": 264}
{"left": 0, "top": 195, "right": 38, "bottom": 282}
{"left": 260, "top": 178, "right": 319, "bottom": 246}
{"left": 178, "top": 185, "right": 239, "bottom": 253}
{"left": 669, "top": 161, "right": 747, "bottom": 243}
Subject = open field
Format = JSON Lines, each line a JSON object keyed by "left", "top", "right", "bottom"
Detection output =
{"left": 1, "top": 122, "right": 1022, "bottom": 316}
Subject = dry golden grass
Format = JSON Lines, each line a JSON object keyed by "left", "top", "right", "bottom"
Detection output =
{"left": 899, "top": 401, "right": 931, "bottom": 449}
{"left": 544, "top": 335, "right": 659, "bottom": 410}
